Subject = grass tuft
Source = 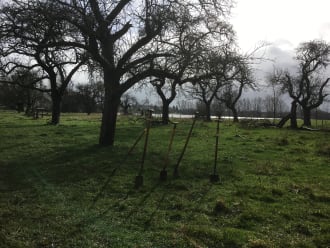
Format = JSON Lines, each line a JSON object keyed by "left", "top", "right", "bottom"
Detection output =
{"left": 277, "top": 136, "right": 289, "bottom": 146}
{"left": 317, "top": 143, "right": 330, "bottom": 157}
{"left": 213, "top": 198, "right": 229, "bottom": 214}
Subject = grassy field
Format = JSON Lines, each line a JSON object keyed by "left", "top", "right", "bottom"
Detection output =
{"left": 0, "top": 111, "right": 329, "bottom": 248}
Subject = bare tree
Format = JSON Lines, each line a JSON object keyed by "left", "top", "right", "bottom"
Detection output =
{"left": 268, "top": 69, "right": 298, "bottom": 128}
{"left": 252, "top": 97, "right": 264, "bottom": 117}
{"left": 31, "top": 0, "right": 233, "bottom": 146}
{"left": 217, "top": 56, "right": 255, "bottom": 122}
{"left": 189, "top": 47, "right": 243, "bottom": 121}
{"left": 150, "top": 5, "right": 233, "bottom": 124}
{"left": 120, "top": 93, "right": 138, "bottom": 115}
{"left": 0, "top": 1, "right": 87, "bottom": 124}
{"left": 266, "top": 68, "right": 284, "bottom": 124}
{"left": 0, "top": 70, "right": 49, "bottom": 112}
{"left": 276, "top": 40, "right": 330, "bottom": 127}
{"left": 76, "top": 81, "right": 104, "bottom": 114}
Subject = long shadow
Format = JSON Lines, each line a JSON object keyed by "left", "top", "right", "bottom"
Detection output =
{"left": 88, "top": 167, "right": 118, "bottom": 209}
{"left": 60, "top": 181, "right": 163, "bottom": 242}
{"left": 72, "top": 181, "right": 163, "bottom": 230}
{"left": 88, "top": 135, "right": 145, "bottom": 208}
{"left": 143, "top": 192, "right": 167, "bottom": 230}
{"left": 124, "top": 182, "right": 162, "bottom": 221}
{"left": 0, "top": 143, "right": 115, "bottom": 192}
{"left": 1, "top": 123, "right": 50, "bottom": 129}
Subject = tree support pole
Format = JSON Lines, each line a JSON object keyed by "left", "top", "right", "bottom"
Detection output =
{"left": 210, "top": 115, "right": 220, "bottom": 182}
{"left": 173, "top": 112, "right": 198, "bottom": 177}
{"left": 135, "top": 110, "right": 153, "bottom": 188}
{"left": 127, "top": 129, "right": 146, "bottom": 156}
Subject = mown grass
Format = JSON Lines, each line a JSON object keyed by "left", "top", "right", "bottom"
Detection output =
{"left": 0, "top": 111, "right": 329, "bottom": 248}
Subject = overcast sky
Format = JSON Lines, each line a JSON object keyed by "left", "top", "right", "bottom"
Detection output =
{"left": 226, "top": 0, "right": 330, "bottom": 108}
{"left": 75, "top": 0, "right": 330, "bottom": 107}
{"left": 231, "top": 0, "right": 330, "bottom": 53}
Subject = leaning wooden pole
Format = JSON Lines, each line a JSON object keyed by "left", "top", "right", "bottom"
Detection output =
{"left": 210, "top": 115, "right": 220, "bottom": 182}
{"left": 135, "top": 109, "right": 153, "bottom": 188}
{"left": 127, "top": 129, "right": 146, "bottom": 156}
{"left": 173, "top": 113, "right": 198, "bottom": 177}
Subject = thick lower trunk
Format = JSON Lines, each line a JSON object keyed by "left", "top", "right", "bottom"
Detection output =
{"left": 231, "top": 107, "right": 239, "bottom": 122}
{"left": 162, "top": 102, "right": 170, "bottom": 124}
{"left": 25, "top": 91, "right": 32, "bottom": 115}
{"left": 50, "top": 92, "right": 62, "bottom": 125}
{"left": 17, "top": 102, "right": 24, "bottom": 113}
{"left": 85, "top": 100, "right": 94, "bottom": 115}
{"left": 278, "top": 101, "right": 298, "bottom": 128}
{"left": 303, "top": 108, "right": 311, "bottom": 127}
{"left": 277, "top": 114, "right": 290, "bottom": 128}
{"left": 99, "top": 97, "right": 119, "bottom": 146}
{"left": 290, "top": 101, "right": 298, "bottom": 128}
{"left": 205, "top": 103, "right": 211, "bottom": 121}
{"left": 99, "top": 72, "right": 121, "bottom": 146}
{"left": 122, "top": 105, "right": 129, "bottom": 115}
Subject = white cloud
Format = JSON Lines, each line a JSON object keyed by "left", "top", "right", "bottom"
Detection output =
{"left": 319, "top": 22, "right": 330, "bottom": 40}
{"left": 231, "top": 0, "right": 330, "bottom": 52}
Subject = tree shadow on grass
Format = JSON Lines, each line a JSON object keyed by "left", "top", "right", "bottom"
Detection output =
{"left": 0, "top": 143, "right": 122, "bottom": 192}
{"left": 124, "top": 182, "right": 162, "bottom": 221}
{"left": 58, "top": 181, "right": 164, "bottom": 244}
{"left": 88, "top": 167, "right": 119, "bottom": 209}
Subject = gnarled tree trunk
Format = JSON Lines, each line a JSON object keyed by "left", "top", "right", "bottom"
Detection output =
{"left": 99, "top": 71, "right": 121, "bottom": 146}
{"left": 290, "top": 101, "right": 298, "bottom": 128}
{"left": 303, "top": 108, "right": 312, "bottom": 127}
{"left": 277, "top": 100, "right": 298, "bottom": 128}
{"left": 50, "top": 91, "right": 62, "bottom": 125}
{"left": 277, "top": 114, "right": 290, "bottom": 128}
{"left": 162, "top": 102, "right": 170, "bottom": 124}
{"left": 231, "top": 107, "right": 239, "bottom": 122}
{"left": 205, "top": 102, "right": 211, "bottom": 121}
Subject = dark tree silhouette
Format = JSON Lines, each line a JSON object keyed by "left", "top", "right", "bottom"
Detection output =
{"left": 268, "top": 69, "right": 298, "bottom": 128}
{"left": 150, "top": 7, "right": 234, "bottom": 124}
{"left": 189, "top": 48, "right": 243, "bottom": 121}
{"left": 31, "top": 0, "right": 233, "bottom": 146}
{"left": 266, "top": 68, "right": 283, "bottom": 124}
{"left": 0, "top": 1, "right": 86, "bottom": 124}
{"left": 0, "top": 70, "right": 49, "bottom": 112}
{"left": 76, "top": 81, "right": 104, "bottom": 114}
{"left": 217, "top": 56, "right": 254, "bottom": 122}
{"left": 275, "top": 40, "right": 330, "bottom": 127}
{"left": 120, "top": 93, "right": 138, "bottom": 115}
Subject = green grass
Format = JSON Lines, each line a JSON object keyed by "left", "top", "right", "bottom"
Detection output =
{"left": 0, "top": 111, "right": 329, "bottom": 248}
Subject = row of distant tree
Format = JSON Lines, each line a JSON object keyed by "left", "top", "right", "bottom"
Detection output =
{"left": 2, "top": 73, "right": 329, "bottom": 121}
{"left": 1, "top": 40, "right": 329, "bottom": 123}
{"left": 0, "top": 0, "right": 329, "bottom": 146}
